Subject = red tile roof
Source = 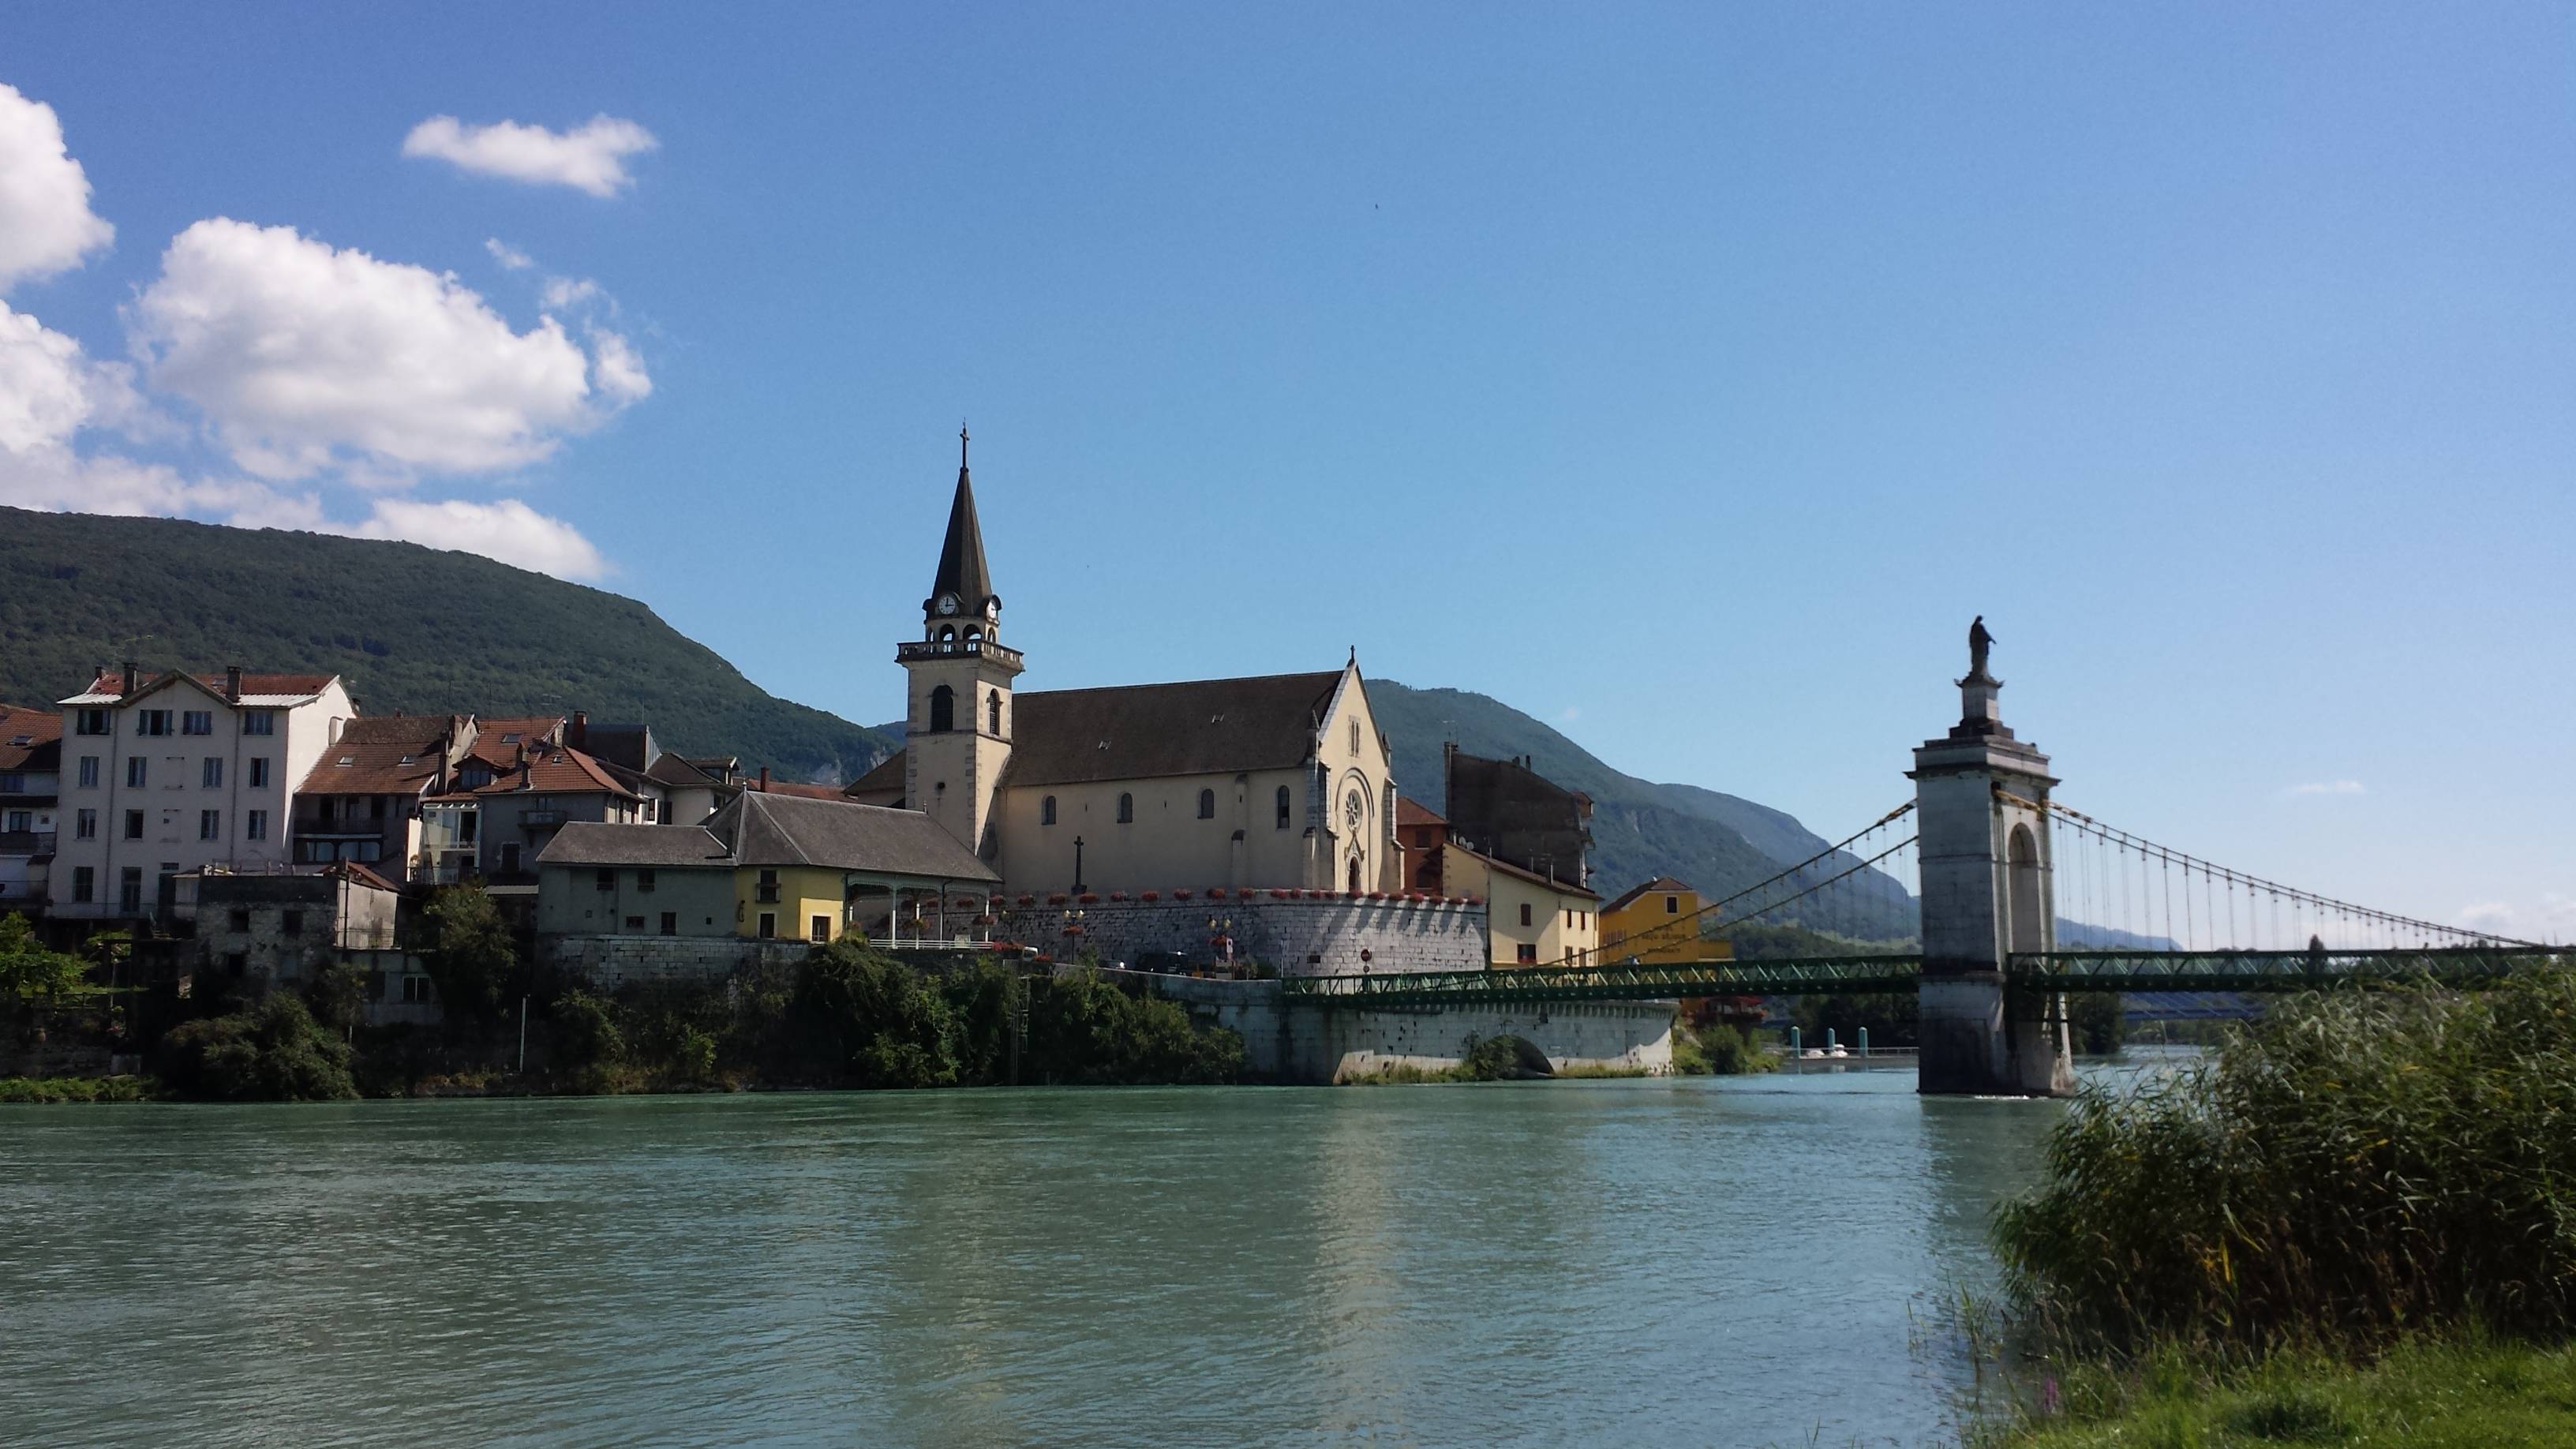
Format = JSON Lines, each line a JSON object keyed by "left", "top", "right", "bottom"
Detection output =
{"left": 0, "top": 705, "right": 64, "bottom": 773}
{"left": 1395, "top": 796, "right": 1447, "bottom": 829}
{"left": 73, "top": 669, "right": 339, "bottom": 702}
{"left": 298, "top": 715, "right": 466, "bottom": 796}
{"left": 429, "top": 742, "right": 636, "bottom": 801}
{"left": 746, "top": 779, "right": 848, "bottom": 801}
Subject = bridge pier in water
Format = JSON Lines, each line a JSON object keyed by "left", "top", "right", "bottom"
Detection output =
{"left": 1909, "top": 661, "right": 2076, "bottom": 1096}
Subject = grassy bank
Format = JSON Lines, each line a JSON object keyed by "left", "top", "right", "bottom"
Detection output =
{"left": 1977, "top": 1335, "right": 2576, "bottom": 1447}
{"left": 1970, "top": 970, "right": 2576, "bottom": 1445}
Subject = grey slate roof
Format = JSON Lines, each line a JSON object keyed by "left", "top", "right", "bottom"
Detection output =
{"left": 1003, "top": 669, "right": 1342, "bottom": 786}
{"left": 713, "top": 790, "right": 998, "bottom": 883}
{"left": 538, "top": 822, "right": 734, "bottom": 868}
{"left": 842, "top": 751, "right": 907, "bottom": 798}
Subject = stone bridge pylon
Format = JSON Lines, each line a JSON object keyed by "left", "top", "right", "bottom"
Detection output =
{"left": 1908, "top": 642, "right": 2077, "bottom": 1096}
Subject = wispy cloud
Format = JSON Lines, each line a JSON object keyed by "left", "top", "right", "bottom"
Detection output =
{"left": 2286, "top": 780, "right": 2366, "bottom": 796}
{"left": 484, "top": 238, "right": 533, "bottom": 270}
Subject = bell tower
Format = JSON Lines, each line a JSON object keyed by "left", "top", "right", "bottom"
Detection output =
{"left": 898, "top": 424, "right": 1024, "bottom": 858}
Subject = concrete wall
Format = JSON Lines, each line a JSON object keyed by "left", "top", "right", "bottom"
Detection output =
{"left": 992, "top": 893, "right": 1487, "bottom": 976}
{"left": 1144, "top": 972, "right": 1675, "bottom": 1084}
{"left": 994, "top": 766, "right": 1314, "bottom": 897}
{"left": 195, "top": 872, "right": 399, "bottom": 984}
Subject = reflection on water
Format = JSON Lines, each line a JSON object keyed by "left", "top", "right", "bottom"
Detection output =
{"left": 0, "top": 1073, "right": 2094, "bottom": 1447}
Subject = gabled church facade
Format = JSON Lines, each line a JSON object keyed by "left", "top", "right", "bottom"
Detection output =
{"left": 845, "top": 436, "right": 1403, "bottom": 900}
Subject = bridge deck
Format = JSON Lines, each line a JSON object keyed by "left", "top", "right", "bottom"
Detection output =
{"left": 1276, "top": 948, "right": 2572, "bottom": 1008}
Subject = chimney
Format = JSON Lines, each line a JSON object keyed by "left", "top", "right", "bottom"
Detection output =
{"left": 516, "top": 742, "right": 531, "bottom": 788}
{"left": 570, "top": 710, "right": 587, "bottom": 749}
{"left": 224, "top": 665, "right": 242, "bottom": 702}
{"left": 758, "top": 766, "right": 769, "bottom": 792}
{"left": 120, "top": 660, "right": 138, "bottom": 697}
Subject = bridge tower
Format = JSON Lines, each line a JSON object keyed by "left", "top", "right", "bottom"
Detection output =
{"left": 1908, "top": 635, "right": 2076, "bottom": 1096}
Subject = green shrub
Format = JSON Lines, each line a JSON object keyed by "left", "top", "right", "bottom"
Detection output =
{"left": 1672, "top": 1020, "right": 1776, "bottom": 1075}
{"left": 422, "top": 886, "right": 515, "bottom": 1023}
{"left": 1020, "top": 969, "right": 1241, "bottom": 1085}
{"left": 0, "top": 1075, "right": 155, "bottom": 1103}
{"left": 792, "top": 938, "right": 964, "bottom": 1088}
{"left": 1994, "top": 973, "right": 2576, "bottom": 1354}
{"left": 155, "top": 994, "right": 358, "bottom": 1101}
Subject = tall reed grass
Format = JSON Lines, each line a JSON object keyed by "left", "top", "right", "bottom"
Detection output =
{"left": 1992, "top": 972, "right": 2576, "bottom": 1354}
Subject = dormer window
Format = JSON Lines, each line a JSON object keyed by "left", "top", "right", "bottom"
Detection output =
{"left": 501, "top": 733, "right": 521, "bottom": 744}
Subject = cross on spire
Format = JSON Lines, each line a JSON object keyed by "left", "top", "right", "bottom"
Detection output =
{"left": 960, "top": 419, "right": 970, "bottom": 469}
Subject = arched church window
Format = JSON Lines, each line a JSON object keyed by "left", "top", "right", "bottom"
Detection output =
{"left": 1042, "top": 796, "right": 1056, "bottom": 826}
{"left": 1275, "top": 785, "right": 1291, "bottom": 829}
{"left": 1118, "top": 792, "right": 1134, "bottom": 824}
{"left": 938, "top": 626, "right": 956, "bottom": 643}
{"left": 1197, "top": 788, "right": 1215, "bottom": 819}
{"left": 929, "top": 685, "right": 954, "bottom": 733}
{"left": 987, "top": 691, "right": 1002, "bottom": 735}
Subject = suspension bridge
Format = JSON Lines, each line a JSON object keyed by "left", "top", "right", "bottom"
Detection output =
{"left": 1282, "top": 634, "right": 2570, "bottom": 1095}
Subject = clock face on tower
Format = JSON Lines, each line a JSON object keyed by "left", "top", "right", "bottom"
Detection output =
{"left": 936, "top": 594, "right": 959, "bottom": 616}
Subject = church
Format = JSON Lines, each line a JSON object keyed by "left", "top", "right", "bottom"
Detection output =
{"left": 843, "top": 437, "right": 1405, "bottom": 901}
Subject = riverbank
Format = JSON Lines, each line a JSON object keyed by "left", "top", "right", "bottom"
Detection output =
{"left": 1974, "top": 970, "right": 2576, "bottom": 1446}
{"left": 1979, "top": 1336, "right": 2576, "bottom": 1447}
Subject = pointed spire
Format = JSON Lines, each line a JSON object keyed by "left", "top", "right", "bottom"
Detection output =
{"left": 928, "top": 425, "right": 994, "bottom": 616}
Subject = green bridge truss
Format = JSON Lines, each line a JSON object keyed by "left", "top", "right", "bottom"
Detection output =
{"left": 1274, "top": 948, "right": 2574, "bottom": 1008}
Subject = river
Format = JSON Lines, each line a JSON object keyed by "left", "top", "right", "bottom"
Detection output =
{"left": 0, "top": 1067, "right": 2111, "bottom": 1447}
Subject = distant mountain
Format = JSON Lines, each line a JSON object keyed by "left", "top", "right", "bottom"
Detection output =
{"left": 0, "top": 507, "right": 894, "bottom": 783}
{"left": 1365, "top": 681, "right": 1916, "bottom": 941}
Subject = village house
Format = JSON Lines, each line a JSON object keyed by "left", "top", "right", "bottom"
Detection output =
{"left": 0, "top": 703, "right": 62, "bottom": 918}
{"left": 1597, "top": 876, "right": 1733, "bottom": 965}
{"left": 50, "top": 666, "right": 354, "bottom": 923}
{"left": 535, "top": 788, "right": 998, "bottom": 946}
{"left": 843, "top": 436, "right": 1404, "bottom": 902}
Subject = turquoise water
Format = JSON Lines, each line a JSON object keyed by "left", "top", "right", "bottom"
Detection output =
{"left": 0, "top": 1070, "right": 2073, "bottom": 1447}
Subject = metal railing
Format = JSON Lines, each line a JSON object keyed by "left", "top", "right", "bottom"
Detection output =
{"left": 2008, "top": 948, "right": 2576, "bottom": 994}
{"left": 1279, "top": 955, "right": 1927, "bottom": 1007}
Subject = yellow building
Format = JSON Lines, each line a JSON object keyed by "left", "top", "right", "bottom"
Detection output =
{"left": 1442, "top": 841, "right": 1599, "bottom": 967}
{"left": 724, "top": 789, "right": 1001, "bottom": 945}
{"left": 1598, "top": 877, "right": 1735, "bottom": 964}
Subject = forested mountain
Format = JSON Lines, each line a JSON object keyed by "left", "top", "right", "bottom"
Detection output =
{"left": 0, "top": 507, "right": 893, "bottom": 782}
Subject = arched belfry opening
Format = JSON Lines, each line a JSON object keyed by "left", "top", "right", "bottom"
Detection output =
{"left": 929, "top": 684, "right": 955, "bottom": 733}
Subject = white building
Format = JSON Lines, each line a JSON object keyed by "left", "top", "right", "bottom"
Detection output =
{"left": 50, "top": 667, "right": 354, "bottom": 922}
{"left": 0, "top": 702, "right": 62, "bottom": 916}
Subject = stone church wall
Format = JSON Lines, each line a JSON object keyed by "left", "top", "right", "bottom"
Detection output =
{"left": 991, "top": 892, "right": 1486, "bottom": 977}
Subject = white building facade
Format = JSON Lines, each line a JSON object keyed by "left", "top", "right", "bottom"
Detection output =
{"left": 49, "top": 668, "right": 354, "bottom": 922}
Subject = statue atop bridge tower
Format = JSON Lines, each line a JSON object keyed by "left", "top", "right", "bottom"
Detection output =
{"left": 1909, "top": 618, "right": 2076, "bottom": 1096}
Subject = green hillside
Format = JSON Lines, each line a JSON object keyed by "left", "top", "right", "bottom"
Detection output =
{"left": 0, "top": 507, "right": 893, "bottom": 783}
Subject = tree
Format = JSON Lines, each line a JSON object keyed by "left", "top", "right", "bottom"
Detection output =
{"left": 155, "top": 994, "right": 358, "bottom": 1101}
{"left": 422, "top": 886, "right": 515, "bottom": 1022}
{"left": 0, "top": 912, "right": 88, "bottom": 1004}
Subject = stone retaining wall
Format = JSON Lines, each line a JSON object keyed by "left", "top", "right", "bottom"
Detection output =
{"left": 541, "top": 934, "right": 817, "bottom": 990}
{"left": 994, "top": 894, "right": 1486, "bottom": 977}
{"left": 1139, "top": 971, "right": 1675, "bottom": 1083}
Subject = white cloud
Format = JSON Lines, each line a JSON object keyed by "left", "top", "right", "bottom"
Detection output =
{"left": 0, "top": 84, "right": 114, "bottom": 289}
{"left": 540, "top": 275, "right": 601, "bottom": 310}
{"left": 352, "top": 496, "right": 607, "bottom": 580}
{"left": 484, "top": 237, "right": 534, "bottom": 270}
{"left": 402, "top": 114, "right": 657, "bottom": 197}
{"left": 2287, "top": 780, "right": 2367, "bottom": 796}
{"left": 2458, "top": 893, "right": 2576, "bottom": 942}
{"left": 129, "top": 218, "right": 643, "bottom": 480}
{"left": 0, "top": 96, "right": 620, "bottom": 585}
{"left": 1558, "top": 706, "right": 1582, "bottom": 723}
{"left": 588, "top": 328, "right": 651, "bottom": 403}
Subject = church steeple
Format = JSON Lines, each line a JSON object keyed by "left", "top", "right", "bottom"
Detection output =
{"left": 925, "top": 421, "right": 998, "bottom": 627}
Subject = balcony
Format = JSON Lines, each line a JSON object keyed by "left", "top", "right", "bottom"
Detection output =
{"left": 519, "top": 810, "right": 564, "bottom": 828}
{"left": 0, "top": 830, "right": 56, "bottom": 858}
{"left": 895, "top": 638, "right": 1024, "bottom": 668}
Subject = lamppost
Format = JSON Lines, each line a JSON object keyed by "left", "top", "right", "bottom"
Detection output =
{"left": 1072, "top": 835, "right": 1086, "bottom": 895}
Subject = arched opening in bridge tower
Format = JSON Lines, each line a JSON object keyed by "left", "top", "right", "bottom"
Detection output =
{"left": 2007, "top": 823, "right": 2045, "bottom": 957}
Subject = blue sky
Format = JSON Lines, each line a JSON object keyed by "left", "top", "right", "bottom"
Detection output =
{"left": 2, "top": 4, "right": 2570, "bottom": 935}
